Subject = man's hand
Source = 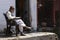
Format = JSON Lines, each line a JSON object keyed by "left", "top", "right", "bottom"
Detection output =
{"left": 15, "top": 17, "right": 21, "bottom": 19}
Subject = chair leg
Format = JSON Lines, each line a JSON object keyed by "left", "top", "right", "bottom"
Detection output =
{"left": 6, "top": 25, "right": 12, "bottom": 36}
{"left": 5, "top": 25, "right": 9, "bottom": 36}
{"left": 16, "top": 25, "right": 19, "bottom": 36}
{"left": 9, "top": 25, "right": 12, "bottom": 35}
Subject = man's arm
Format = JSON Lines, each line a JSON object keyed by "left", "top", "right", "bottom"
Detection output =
{"left": 6, "top": 11, "right": 21, "bottom": 19}
{"left": 6, "top": 11, "right": 16, "bottom": 19}
{"left": 15, "top": 17, "right": 21, "bottom": 19}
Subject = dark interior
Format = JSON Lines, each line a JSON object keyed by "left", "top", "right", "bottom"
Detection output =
{"left": 16, "top": 0, "right": 31, "bottom": 26}
{"left": 37, "top": 0, "right": 53, "bottom": 27}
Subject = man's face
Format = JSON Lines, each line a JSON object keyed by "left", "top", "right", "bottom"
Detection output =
{"left": 11, "top": 9, "right": 14, "bottom": 13}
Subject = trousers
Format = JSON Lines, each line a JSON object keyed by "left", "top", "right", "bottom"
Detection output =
{"left": 14, "top": 19, "right": 26, "bottom": 32}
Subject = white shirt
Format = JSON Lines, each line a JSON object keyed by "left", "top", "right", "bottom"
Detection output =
{"left": 6, "top": 11, "right": 15, "bottom": 19}
{"left": 6, "top": 11, "right": 20, "bottom": 19}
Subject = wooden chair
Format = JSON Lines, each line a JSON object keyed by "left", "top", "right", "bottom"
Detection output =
{"left": 3, "top": 13, "right": 19, "bottom": 36}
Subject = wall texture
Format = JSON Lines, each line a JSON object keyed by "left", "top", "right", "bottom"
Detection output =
{"left": 29, "top": 0, "right": 37, "bottom": 31}
{"left": 0, "top": 0, "right": 15, "bottom": 30}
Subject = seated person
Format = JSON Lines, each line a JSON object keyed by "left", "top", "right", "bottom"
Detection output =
{"left": 6, "top": 6, "right": 31, "bottom": 36}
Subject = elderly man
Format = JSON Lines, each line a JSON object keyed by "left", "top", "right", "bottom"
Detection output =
{"left": 6, "top": 6, "right": 31, "bottom": 36}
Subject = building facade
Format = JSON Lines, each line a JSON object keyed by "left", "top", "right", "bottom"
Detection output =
{"left": 0, "top": 0, "right": 60, "bottom": 32}
{"left": 16, "top": 0, "right": 57, "bottom": 31}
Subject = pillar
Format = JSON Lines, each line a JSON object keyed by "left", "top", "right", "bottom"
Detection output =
{"left": 29, "top": 0, "right": 37, "bottom": 31}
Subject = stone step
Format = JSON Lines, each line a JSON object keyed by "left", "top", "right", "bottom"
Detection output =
{"left": 0, "top": 32, "right": 58, "bottom": 40}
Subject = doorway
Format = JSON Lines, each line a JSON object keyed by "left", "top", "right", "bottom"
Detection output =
{"left": 16, "top": 0, "right": 31, "bottom": 26}
{"left": 37, "top": 0, "right": 53, "bottom": 27}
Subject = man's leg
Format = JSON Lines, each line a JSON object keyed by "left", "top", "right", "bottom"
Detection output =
{"left": 19, "top": 25, "right": 25, "bottom": 36}
{"left": 16, "top": 19, "right": 31, "bottom": 30}
{"left": 23, "top": 26, "right": 32, "bottom": 33}
{"left": 16, "top": 25, "right": 20, "bottom": 36}
{"left": 19, "top": 26, "right": 23, "bottom": 33}
{"left": 16, "top": 19, "right": 31, "bottom": 35}
{"left": 24, "top": 26, "right": 31, "bottom": 30}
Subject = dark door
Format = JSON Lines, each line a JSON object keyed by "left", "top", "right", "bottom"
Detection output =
{"left": 16, "top": 0, "right": 31, "bottom": 26}
{"left": 37, "top": 0, "right": 54, "bottom": 27}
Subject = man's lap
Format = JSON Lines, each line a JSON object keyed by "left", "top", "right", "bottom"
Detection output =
{"left": 14, "top": 19, "right": 26, "bottom": 26}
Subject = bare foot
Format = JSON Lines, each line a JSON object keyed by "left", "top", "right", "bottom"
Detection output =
{"left": 25, "top": 26, "right": 31, "bottom": 30}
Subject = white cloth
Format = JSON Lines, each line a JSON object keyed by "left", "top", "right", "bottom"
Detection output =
{"left": 15, "top": 19, "right": 26, "bottom": 26}
{"left": 6, "top": 11, "right": 26, "bottom": 32}
{"left": 6, "top": 11, "right": 26, "bottom": 26}
{"left": 6, "top": 11, "right": 15, "bottom": 19}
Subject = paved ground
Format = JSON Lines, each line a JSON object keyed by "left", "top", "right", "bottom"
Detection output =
{"left": 0, "top": 32, "right": 58, "bottom": 40}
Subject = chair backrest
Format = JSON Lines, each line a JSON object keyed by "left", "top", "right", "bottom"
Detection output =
{"left": 3, "top": 13, "right": 16, "bottom": 26}
{"left": 3, "top": 13, "right": 9, "bottom": 23}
